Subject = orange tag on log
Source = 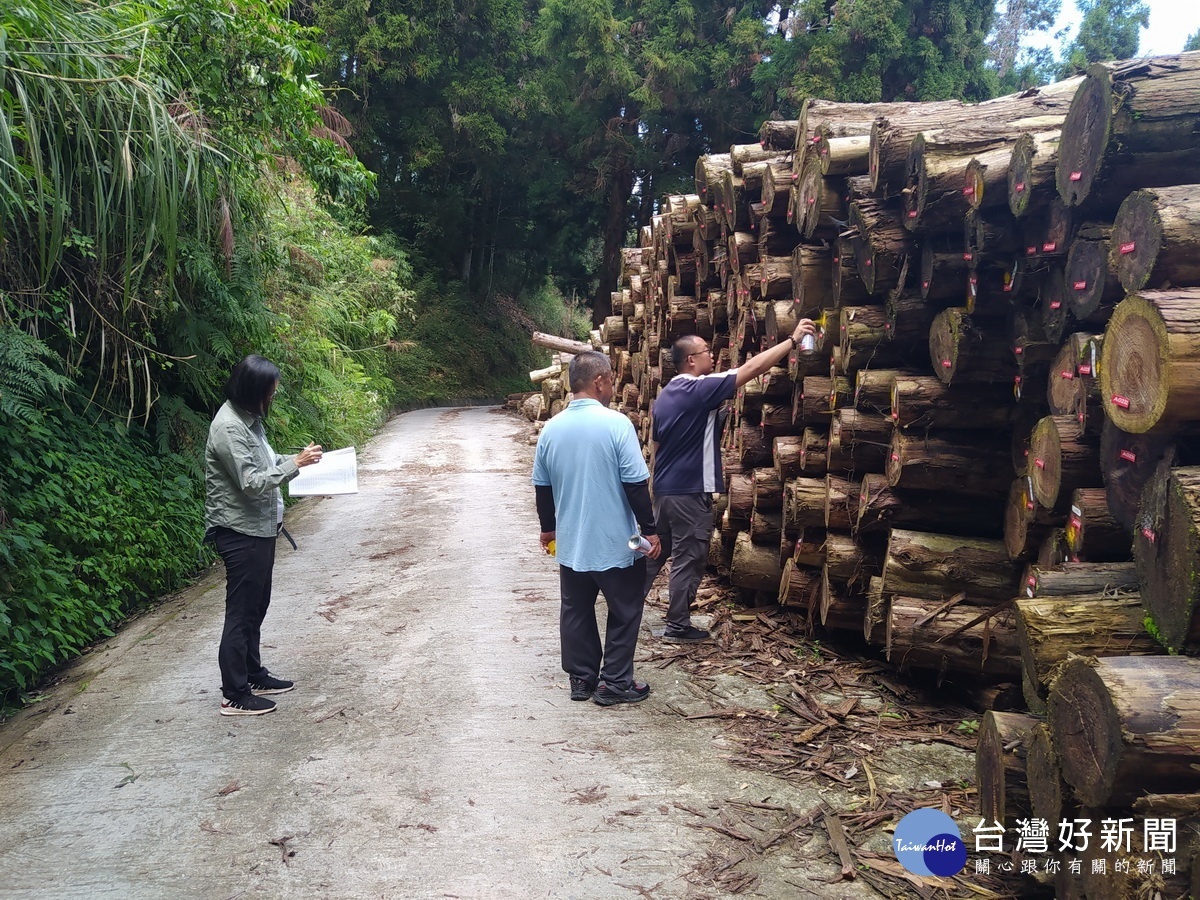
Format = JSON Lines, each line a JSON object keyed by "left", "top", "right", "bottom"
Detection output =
{"left": 1112, "top": 395, "right": 1131, "bottom": 409}
{"left": 1074, "top": 281, "right": 1088, "bottom": 290}
{"left": 1120, "top": 241, "right": 1136, "bottom": 254}
{"left": 1120, "top": 449, "right": 1137, "bottom": 462}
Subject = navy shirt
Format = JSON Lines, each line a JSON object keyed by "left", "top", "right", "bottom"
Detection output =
{"left": 651, "top": 371, "right": 738, "bottom": 495}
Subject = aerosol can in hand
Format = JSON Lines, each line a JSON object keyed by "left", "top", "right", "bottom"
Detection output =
{"left": 629, "top": 534, "right": 653, "bottom": 555}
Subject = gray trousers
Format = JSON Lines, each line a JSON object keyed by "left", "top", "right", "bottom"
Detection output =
{"left": 642, "top": 493, "right": 713, "bottom": 630}
{"left": 560, "top": 559, "right": 647, "bottom": 690}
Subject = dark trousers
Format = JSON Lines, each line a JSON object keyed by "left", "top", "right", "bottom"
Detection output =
{"left": 213, "top": 526, "right": 276, "bottom": 700}
{"left": 560, "top": 559, "right": 646, "bottom": 691}
{"left": 642, "top": 493, "right": 713, "bottom": 630}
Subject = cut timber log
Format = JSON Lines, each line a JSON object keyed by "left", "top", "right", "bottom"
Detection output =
{"left": 774, "top": 436, "right": 802, "bottom": 481}
{"left": 796, "top": 165, "right": 848, "bottom": 240}
{"left": 1064, "top": 487, "right": 1131, "bottom": 561}
{"left": 784, "top": 477, "right": 829, "bottom": 531}
{"left": 886, "top": 431, "right": 1014, "bottom": 496}
{"left": 1135, "top": 466, "right": 1200, "bottom": 652}
{"left": 919, "top": 236, "right": 971, "bottom": 303}
{"left": 905, "top": 127, "right": 1025, "bottom": 231}
{"left": 976, "top": 711, "right": 1038, "bottom": 827}
{"left": 758, "top": 119, "right": 797, "bottom": 152}
{"left": 854, "top": 368, "right": 912, "bottom": 416}
{"left": 730, "top": 531, "right": 784, "bottom": 592}
{"left": 1064, "top": 235, "right": 1120, "bottom": 322}
{"left": 815, "top": 124, "right": 869, "bottom": 176}
{"left": 891, "top": 375, "right": 1017, "bottom": 431}
{"left": 886, "top": 595, "right": 1020, "bottom": 677}
{"left": 1004, "top": 476, "right": 1059, "bottom": 561}
{"left": 1015, "top": 593, "right": 1158, "bottom": 705}
{"left": 849, "top": 200, "right": 913, "bottom": 295}
{"left": 1024, "top": 722, "right": 1066, "bottom": 832}
{"left": 1026, "top": 415, "right": 1101, "bottom": 510}
{"left": 791, "top": 245, "right": 833, "bottom": 316}
{"left": 532, "top": 331, "right": 594, "bottom": 355}
{"left": 1057, "top": 56, "right": 1200, "bottom": 209}
{"left": 695, "top": 154, "right": 731, "bottom": 205}
{"left": 1110, "top": 185, "right": 1200, "bottom": 293}
{"left": 1007, "top": 130, "right": 1061, "bottom": 218}
{"left": 1048, "top": 656, "right": 1200, "bottom": 806}
{"left": 1100, "top": 419, "right": 1177, "bottom": 529}
{"left": 827, "top": 409, "right": 892, "bottom": 473}
{"left": 778, "top": 558, "right": 821, "bottom": 610}
{"left": 1020, "top": 561, "right": 1139, "bottom": 598}
{"left": 1099, "top": 289, "right": 1200, "bottom": 433}
{"left": 856, "top": 473, "right": 1006, "bottom": 539}
{"left": 799, "top": 428, "right": 828, "bottom": 477}
{"left": 823, "top": 474, "right": 858, "bottom": 531}
{"left": 823, "top": 532, "right": 879, "bottom": 587}
{"left": 831, "top": 238, "right": 871, "bottom": 307}
{"left": 839, "top": 305, "right": 912, "bottom": 370}
{"left": 928, "top": 308, "right": 1019, "bottom": 386}
{"left": 881, "top": 529, "right": 1021, "bottom": 603}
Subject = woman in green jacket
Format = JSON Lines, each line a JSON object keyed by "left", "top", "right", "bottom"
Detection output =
{"left": 204, "top": 355, "right": 322, "bottom": 716}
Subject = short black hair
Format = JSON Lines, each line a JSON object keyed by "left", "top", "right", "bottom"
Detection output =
{"left": 568, "top": 350, "right": 611, "bottom": 392}
{"left": 671, "top": 335, "right": 704, "bottom": 371}
{"left": 225, "top": 354, "right": 280, "bottom": 415}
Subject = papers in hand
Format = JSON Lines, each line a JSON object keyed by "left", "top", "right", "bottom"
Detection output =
{"left": 290, "top": 446, "right": 358, "bottom": 495}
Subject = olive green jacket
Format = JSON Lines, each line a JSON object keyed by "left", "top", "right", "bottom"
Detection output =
{"left": 204, "top": 401, "right": 299, "bottom": 538}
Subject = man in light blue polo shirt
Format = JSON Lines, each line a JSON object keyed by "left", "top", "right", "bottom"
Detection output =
{"left": 532, "top": 351, "right": 662, "bottom": 706}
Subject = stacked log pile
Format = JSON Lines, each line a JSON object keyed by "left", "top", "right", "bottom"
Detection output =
{"left": 532, "top": 50, "right": 1200, "bottom": 894}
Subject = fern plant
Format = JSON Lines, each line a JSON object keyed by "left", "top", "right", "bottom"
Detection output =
{"left": 0, "top": 325, "right": 73, "bottom": 422}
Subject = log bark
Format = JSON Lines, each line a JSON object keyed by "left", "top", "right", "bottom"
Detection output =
{"left": 891, "top": 375, "right": 1017, "bottom": 431}
{"left": 976, "top": 711, "right": 1038, "bottom": 827}
{"left": 1099, "top": 289, "right": 1200, "bottom": 433}
{"left": 1027, "top": 414, "right": 1101, "bottom": 510}
{"left": 928, "top": 308, "right": 1019, "bottom": 386}
{"left": 1110, "top": 185, "right": 1200, "bottom": 294}
{"left": 855, "top": 473, "right": 1006, "bottom": 539}
{"left": 1048, "top": 655, "right": 1200, "bottom": 807}
{"left": 796, "top": 164, "right": 848, "bottom": 240}
{"left": 731, "top": 142, "right": 778, "bottom": 175}
{"left": 1015, "top": 593, "right": 1159, "bottom": 704}
{"left": 823, "top": 474, "right": 858, "bottom": 531}
{"left": 799, "top": 428, "right": 828, "bottom": 477}
{"left": 822, "top": 532, "right": 879, "bottom": 587}
{"left": 730, "top": 531, "right": 784, "bottom": 592}
{"left": 1057, "top": 56, "right": 1200, "bottom": 209}
{"left": 831, "top": 237, "right": 871, "bottom": 307}
{"left": 1024, "top": 722, "right": 1066, "bottom": 834}
{"left": 1135, "top": 465, "right": 1200, "bottom": 652}
{"left": 919, "top": 236, "right": 971, "bottom": 303}
{"left": 884, "top": 293, "right": 936, "bottom": 346}
{"left": 887, "top": 430, "right": 1014, "bottom": 496}
{"left": 774, "top": 435, "right": 802, "bottom": 481}
{"left": 727, "top": 473, "right": 754, "bottom": 527}
{"left": 815, "top": 124, "right": 870, "bottom": 176}
{"left": 760, "top": 160, "right": 794, "bottom": 219}
{"left": 778, "top": 558, "right": 821, "bottom": 610}
{"left": 838, "top": 305, "right": 913, "bottom": 371}
{"left": 750, "top": 509, "right": 783, "bottom": 547}
{"left": 784, "top": 477, "right": 829, "bottom": 532}
{"left": 881, "top": 529, "right": 1021, "bottom": 604}
{"left": 751, "top": 255, "right": 794, "bottom": 302}
{"left": 849, "top": 199, "right": 913, "bottom": 295}
{"left": 1064, "top": 487, "right": 1131, "bottom": 561}
{"left": 886, "top": 595, "right": 1021, "bottom": 677}
{"left": 905, "top": 127, "right": 1026, "bottom": 231}
{"left": 790, "top": 245, "right": 833, "bottom": 317}
{"left": 752, "top": 467, "right": 784, "bottom": 513}
{"left": 758, "top": 119, "right": 797, "bottom": 152}
{"left": 854, "top": 368, "right": 911, "bottom": 416}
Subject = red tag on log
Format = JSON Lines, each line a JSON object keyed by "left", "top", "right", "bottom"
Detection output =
{"left": 1061, "top": 370, "right": 1074, "bottom": 379}
{"left": 963, "top": 185, "right": 975, "bottom": 196}
{"left": 1120, "top": 241, "right": 1136, "bottom": 254}
{"left": 908, "top": 211, "right": 917, "bottom": 219}
{"left": 1015, "top": 182, "right": 1025, "bottom": 192}
{"left": 833, "top": 257, "right": 840, "bottom": 263}
{"left": 1014, "top": 346, "right": 1024, "bottom": 355}
{"left": 1050, "top": 301, "right": 1062, "bottom": 309}
{"left": 865, "top": 259, "right": 872, "bottom": 266}
{"left": 1015, "top": 376, "right": 1023, "bottom": 384}
{"left": 1074, "top": 281, "right": 1088, "bottom": 291}
{"left": 1143, "top": 527, "right": 1156, "bottom": 543}
{"left": 891, "top": 453, "right": 899, "bottom": 462}
{"left": 1035, "top": 458, "right": 1046, "bottom": 469}
{"left": 822, "top": 147, "right": 828, "bottom": 155}
{"left": 1003, "top": 281, "right": 1013, "bottom": 292}
{"left": 1120, "top": 449, "right": 1137, "bottom": 462}
{"left": 1079, "top": 364, "right": 1092, "bottom": 375}
{"left": 1112, "top": 394, "right": 1131, "bottom": 409}
{"left": 1026, "top": 501, "right": 1035, "bottom": 511}
{"left": 1070, "top": 171, "right": 1083, "bottom": 182}
{"left": 942, "top": 359, "right": 952, "bottom": 368}
{"left": 922, "top": 281, "right": 929, "bottom": 289}
{"left": 791, "top": 172, "right": 799, "bottom": 182}
{"left": 808, "top": 197, "right": 815, "bottom": 205}
{"left": 1043, "top": 242, "right": 1057, "bottom": 252}
{"left": 963, "top": 253, "right": 973, "bottom": 261}
{"left": 1026, "top": 246, "right": 1037, "bottom": 256}
{"left": 1027, "top": 576, "right": 1037, "bottom": 587}
{"left": 812, "top": 136, "right": 821, "bottom": 143}
{"left": 892, "top": 411, "right": 899, "bottom": 420}
{"left": 1070, "top": 516, "right": 1082, "bottom": 529}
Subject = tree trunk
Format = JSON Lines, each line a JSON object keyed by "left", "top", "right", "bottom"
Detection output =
{"left": 976, "top": 711, "right": 1038, "bottom": 828}
{"left": 928, "top": 308, "right": 1019, "bottom": 386}
{"left": 891, "top": 375, "right": 1017, "bottom": 430}
{"left": 1064, "top": 487, "right": 1131, "bottom": 561}
{"left": 1007, "top": 130, "right": 1061, "bottom": 218}
{"left": 532, "top": 331, "right": 594, "bottom": 355}
{"left": 1057, "top": 56, "right": 1200, "bottom": 209}
{"left": 1020, "top": 561, "right": 1139, "bottom": 598}
{"left": 1026, "top": 414, "right": 1101, "bottom": 510}
{"left": 1136, "top": 465, "right": 1200, "bottom": 652}
{"left": 855, "top": 473, "right": 1006, "bottom": 538}
{"left": 731, "top": 531, "right": 784, "bottom": 592}
{"left": 1110, "top": 185, "right": 1200, "bottom": 294}
{"left": 594, "top": 149, "right": 636, "bottom": 325}
{"left": 886, "top": 595, "right": 1021, "bottom": 677}
{"left": 887, "top": 430, "right": 1014, "bottom": 496}
{"left": 881, "top": 529, "right": 1021, "bottom": 603}
{"left": 1099, "top": 290, "right": 1200, "bottom": 433}
{"left": 1015, "top": 593, "right": 1159, "bottom": 705}
{"left": 1048, "top": 655, "right": 1200, "bottom": 807}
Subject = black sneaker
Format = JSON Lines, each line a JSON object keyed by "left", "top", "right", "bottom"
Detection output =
{"left": 663, "top": 625, "right": 711, "bottom": 643}
{"left": 593, "top": 681, "right": 651, "bottom": 707}
{"left": 569, "top": 676, "right": 597, "bottom": 701}
{"left": 249, "top": 672, "right": 294, "bottom": 695}
{"left": 220, "top": 694, "right": 276, "bottom": 716}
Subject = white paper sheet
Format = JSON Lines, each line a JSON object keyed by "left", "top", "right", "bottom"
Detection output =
{"left": 289, "top": 446, "right": 358, "bottom": 495}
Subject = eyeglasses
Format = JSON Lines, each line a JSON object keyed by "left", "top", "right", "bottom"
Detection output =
{"left": 688, "top": 347, "right": 714, "bottom": 359}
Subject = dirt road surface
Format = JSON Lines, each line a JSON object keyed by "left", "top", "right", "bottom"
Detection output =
{"left": 0, "top": 407, "right": 965, "bottom": 899}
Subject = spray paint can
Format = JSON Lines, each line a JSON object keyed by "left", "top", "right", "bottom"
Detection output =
{"left": 629, "top": 534, "right": 653, "bottom": 555}
{"left": 799, "top": 333, "right": 817, "bottom": 355}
